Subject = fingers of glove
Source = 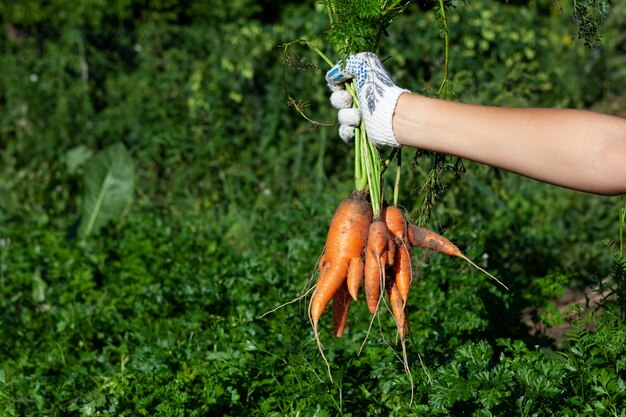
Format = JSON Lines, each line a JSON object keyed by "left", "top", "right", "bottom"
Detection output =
{"left": 327, "top": 52, "right": 391, "bottom": 92}
{"left": 326, "top": 64, "right": 354, "bottom": 85}
{"left": 339, "top": 125, "right": 355, "bottom": 143}
{"left": 343, "top": 53, "right": 373, "bottom": 91}
{"left": 338, "top": 108, "right": 361, "bottom": 127}
{"left": 330, "top": 90, "right": 353, "bottom": 109}
{"left": 345, "top": 52, "right": 395, "bottom": 95}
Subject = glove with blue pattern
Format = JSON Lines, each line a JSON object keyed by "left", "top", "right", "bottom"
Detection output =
{"left": 326, "top": 52, "right": 409, "bottom": 147}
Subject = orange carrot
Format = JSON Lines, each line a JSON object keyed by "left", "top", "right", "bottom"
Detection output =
{"left": 364, "top": 219, "right": 390, "bottom": 314}
{"left": 407, "top": 223, "right": 508, "bottom": 290}
{"left": 382, "top": 205, "right": 410, "bottom": 268}
{"left": 310, "top": 192, "right": 372, "bottom": 326}
{"left": 394, "top": 243, "right": 412, "bottom": 303}
{"left": 332, "top": 281, "right": 352, "bottom": 338}
{"left": 365, "top": 257, "right": 386, "bottom": 313}
{"left": 363, "top": 250, "right": 381, "bottom": 311}
{"left": 387, "top": 274, "right": 408, "bottom": 340}
{"left": 346, "top": 256, "right": 364, "bottom": 300}
{"left": 382, "top": 205, "right": 407, "bottom": 241}
{"left": 380, "top": 206, "right": 412, "bottom": 302}
{"left": 407, "top": 223, "right": 461, "bottom": 256}
{"left": 309, "top": 191, "right": 372, "bottom": 380}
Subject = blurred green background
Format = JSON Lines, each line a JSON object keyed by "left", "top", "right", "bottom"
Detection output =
{"left": 1, "top": 0, "right": 625, "bottom": 415}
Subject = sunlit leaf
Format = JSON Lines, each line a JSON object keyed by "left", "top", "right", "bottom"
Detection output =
{"left": 77, "top": 142, "right": 135, "bottom": 238}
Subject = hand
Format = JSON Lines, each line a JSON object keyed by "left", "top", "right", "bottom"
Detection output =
{"left": 326, "top": 52, "right": 409, "bottom": 147}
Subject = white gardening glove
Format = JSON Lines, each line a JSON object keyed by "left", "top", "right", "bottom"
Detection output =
{"left": 326, "top": 52, "right": 409, "bottom": 147}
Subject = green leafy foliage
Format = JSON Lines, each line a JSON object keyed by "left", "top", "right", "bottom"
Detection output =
{"left": 572, "top": 0, "right": 611, "bottom": 47}
{"left": 323, "top": 0, "right": 411, "bottom": 55}
{"left": 1, "top": 0, "right": 625, "bottom": 416}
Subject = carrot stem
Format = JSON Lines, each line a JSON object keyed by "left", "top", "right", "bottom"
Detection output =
{"left": 354, "top": 125, "right": 366, "bottom": 192}
{"left": 346, "top": 81, "right": 369, "bottom": 193}
{"left": 363, "top": 130, "right": 382, "bottom": 218}
{"left": 393, "top": 148, "right": 402, "bottom": 207}
{"left": 345, "top": 77, "right": 383, "bottom": 216}
{"left": 436, "top": 0, "right": 449, "bottom": 100}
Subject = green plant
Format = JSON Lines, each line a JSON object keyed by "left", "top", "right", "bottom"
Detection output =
{"left": 596, "top": 203, "right": 626, "bottom": 321}
{"left": 74, "top": 142, "right": 135, "bottom": 240}
{"left": 572, "top": 0, "right": 611, "bottom": 47}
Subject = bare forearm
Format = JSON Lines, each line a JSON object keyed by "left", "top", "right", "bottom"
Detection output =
{"left": 394, "top": 94, "right": 626, "bottom": 196}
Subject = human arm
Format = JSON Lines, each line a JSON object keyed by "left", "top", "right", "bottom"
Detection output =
{"left": 394, "top": 93, "right": 626, "bottom": 196}
{"left": 326, "top": 53, "right": 626, "bottom": 196}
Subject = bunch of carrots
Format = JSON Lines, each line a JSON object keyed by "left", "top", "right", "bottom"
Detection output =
{"left": 307, "top": 75, "right": 507, "bottom": 385}
{"left": 279, "top": 39, "right": 506, "bottom": 390}
{"left": 310, "top": 192, "right": 505, "bottom": 338}
{"left": 308, "top": 189, "right": 505, "bottom": 369}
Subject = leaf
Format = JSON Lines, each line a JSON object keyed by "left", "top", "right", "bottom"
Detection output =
{"left": 77, "top": 142, "right": 135, "bottom": 239}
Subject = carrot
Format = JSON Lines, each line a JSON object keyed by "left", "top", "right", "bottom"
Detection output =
{"left": 381, "top": 206, "right": 412, "bottom": 302}
{"left": 407, "top": 223, "right": 508, "bottom": 290}
{"left": 382, "top": 205, "right": 407, "bottom": 241}
{"left": 332, "top": 281, "right": 352, "bottom": 338}
{"left": 363, "top": 252, "right": 381, "bottom": 313}
{"left": 346, "top": 256, "right": 364, "bottom": 300}
{"left": 310, "top": 191, "right": 371, "bottom": 325}
{"left": 406, "top": 223, "right": 460, "bottom": 256}
{"left": 387, "top": 274, "right": 408, "bottom": 340}
{"left": 364, "top": 219, "right": 390, "bottom": 314}
{"left": 309, "top": 190, "right": 372, "bottom": 379}
{"left": 394, "top": 243, "right": 412, "bottom": 303}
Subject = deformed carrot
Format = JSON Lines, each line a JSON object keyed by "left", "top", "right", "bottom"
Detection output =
{"left": 364, "top": 219, "right": 390, "bottom": 314}
{"left": 407, "top": 223, "right": 461, "bottom": 256}
{"left": 363, "top": 252, "right": 381, "bottom": 313}
{"left": 382, "top": 205, "right": 409, "bottom": 268}
{"left": 394, "top": 243, "right": 412, "bottom": 303}
{"left": 332, "top": 281, "right": 352, "bottom": 338}
{"left": 309, "top": 190, "right": 372, "bottom": 380}
{"left": 363, "top": 250, "right": 380, "bottom": 311}
{"left": 310, "top": 192, "right": 371, "bottom": 325}
{"left": 380, "top": 206, "right": 412, "bottom": 302}
{"left": 387, "top": 274, "right": 408, "bottom": 340}
{"left": 382, "top": 205, "right": 407, "bottom": 241}
{"left": 407, "top": 223, "right": 508, "bottom": 290}
{"left": 347, "top": 256, "right": 364, "bottom": 300}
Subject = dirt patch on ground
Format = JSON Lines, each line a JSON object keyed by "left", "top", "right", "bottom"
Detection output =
{"left": 522, "top": 283, "right": 611, "bottom": 347}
